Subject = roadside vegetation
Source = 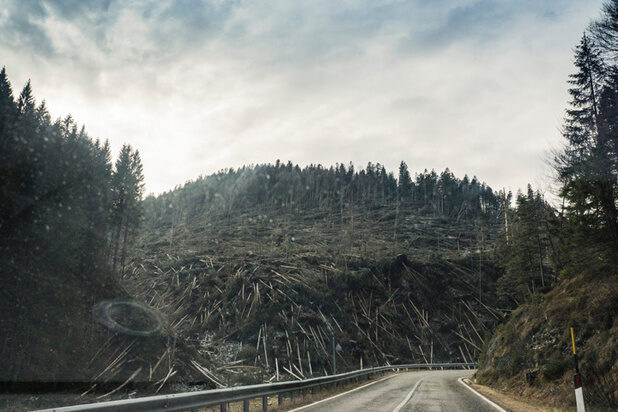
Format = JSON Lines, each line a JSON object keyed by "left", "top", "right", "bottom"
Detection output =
{"left": 0, "top": 68, "right": 174, "bottom": 389}
{"left": 477, "top": 1, "right": 618, "bottom": 410}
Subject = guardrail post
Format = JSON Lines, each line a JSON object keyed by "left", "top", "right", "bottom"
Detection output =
{"left": 220, "top": 402, "right": 227, "bottom": 412}
{"left": 243, "top": 398, "right": 250, "bottom": 412}
{"left": 291, "top": 390, "right": 295, "bottom": 401}
{"left": 278, "top": 393, "right": 283, "bottom": 406}
{"left": 262, "top": 395, "right": 268, "bottom": 411}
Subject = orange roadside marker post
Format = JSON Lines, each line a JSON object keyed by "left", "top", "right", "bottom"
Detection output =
{"left": 571, "top": 327, "right": 585, "bottom": 412}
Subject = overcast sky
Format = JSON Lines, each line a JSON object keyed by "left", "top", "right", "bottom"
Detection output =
{"left": 0, "top": 0, "right": 605, "bottom": 195}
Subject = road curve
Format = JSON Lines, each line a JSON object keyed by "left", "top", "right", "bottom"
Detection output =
{"left": 290, "top": 370, "right": 500, "bottom": 412}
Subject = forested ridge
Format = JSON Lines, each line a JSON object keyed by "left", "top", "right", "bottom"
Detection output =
{"left": 145, "top": 160, "right": 499, "bottom": 223}
{"left": 132, "top": 159, "right": 510, "bottom": 386}
{"left": 0, "top": 67, "right": 153, "bottom": 387}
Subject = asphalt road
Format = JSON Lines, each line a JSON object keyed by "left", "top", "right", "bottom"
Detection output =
{"left": 291, "top": 370, "right": 500, "bottom": 412}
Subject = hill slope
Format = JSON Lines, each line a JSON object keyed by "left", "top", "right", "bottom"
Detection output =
{"left": 477, "top": 272, "right": 618, "bottom": 410}
{"left": 127, "top": 163, "right": 507, "bottom": 386}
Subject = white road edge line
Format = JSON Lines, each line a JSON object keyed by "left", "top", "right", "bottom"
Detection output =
{"left": 287, "top": 374, "right": 397, "bottom": 412}
{"left": 457, "top": 377, "right": 507, "bottom": 412}
{"left": 391, "top": 377, "right": 423, "bottom": 412}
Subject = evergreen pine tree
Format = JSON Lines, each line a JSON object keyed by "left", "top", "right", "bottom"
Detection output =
{"left": 597, "top": 66, "right": 618, "bottom": 176}
{"left": 497, "top": 186, "right": 553, "bottom": 305}
{"left": 397, "top": 161, "right": 412, "bottom": 201}
{"left": 0, "top": 68, "right": 16, "bottom": 228}
{"left": 591, "top": 0, "right": 618, "bottom": 58}
{"left": 111, "top": 144, "right": 145, "bottom": 275}
{"left": 558, "top": 34, "right": 605, "bottom": 179}
{"left": 0, "top": 67, "right": 15, "bottom": 138}
{"left": 557, "top": 33, "right": 618, "bottom": 254}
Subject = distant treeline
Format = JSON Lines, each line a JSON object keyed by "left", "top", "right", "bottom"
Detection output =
{"left": 144, "top": 161, "right": 502, "bottom": 226}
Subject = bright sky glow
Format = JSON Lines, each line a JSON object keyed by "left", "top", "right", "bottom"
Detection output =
{"left": 0, "top": 0, "right": 605, "bottom": 195}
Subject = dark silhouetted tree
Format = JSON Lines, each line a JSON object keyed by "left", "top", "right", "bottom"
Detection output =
{"left": 110, "top": 144, "right": 145, "bottom": 275}
{"left": 397, "top": 161, "right": 412, "bottom": 202}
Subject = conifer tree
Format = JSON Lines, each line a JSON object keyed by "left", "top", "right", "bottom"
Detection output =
{"left": 558, "top": 34, "right": 605, "bottom": 179}
{"left": 557, "top": 33, "right": 618, "bottom": 254}
{"left": 16, "top": 80, "right": 34, "bottom": 114}
{"left": 0, "top": 67, "right": 14, "bottom": 138}
{"left": 497, "top": 186, "right": 553, "bottom": 305}
{"left": 591, "top": 0, "right": 618, "bottom": 58}
{"left": 0, "top": 68, "right": 16, "bottom": 225}
{"left": 397, "top": 161, "right": 412, "bottom": 201}
{"left": 0, "top": 70, "right": 125, "bottom": 381}
{"left": 597, "top": 66, "right": 618, "bottom": 176}
{"left": 110, "top": 144, "right": 145, "bottom": 274}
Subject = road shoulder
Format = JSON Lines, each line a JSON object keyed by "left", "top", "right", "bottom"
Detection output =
{"left": 461, "top": 378, "right": 564, "bottom": 412}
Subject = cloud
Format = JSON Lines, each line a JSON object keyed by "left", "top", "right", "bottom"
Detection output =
{"left": 0, "top": 0, "right": 53, "bottom": 56}
{"left": 0, "top": 0, "right": 606, "bottom": 195}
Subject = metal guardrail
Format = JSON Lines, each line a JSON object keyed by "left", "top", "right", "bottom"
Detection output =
{"left": 36, "top": 362, "right": 477, "bottom": 412}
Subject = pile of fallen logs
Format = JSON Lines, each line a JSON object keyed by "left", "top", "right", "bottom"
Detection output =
{"left": 120, "top": 206, "right": 506, "bottom": 390}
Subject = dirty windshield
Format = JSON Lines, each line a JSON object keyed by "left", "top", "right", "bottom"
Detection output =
{"left": 1, "top": 1, "right": 617, "bottom": 411}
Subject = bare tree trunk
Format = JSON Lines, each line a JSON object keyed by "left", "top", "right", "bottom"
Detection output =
{"left": 478, "top": 224, "right": 484, "bottom": 302}
{"left": 340, "top": 190, "right": 344, "bottom": 227}
{"left": 111, "top": 195, "right": 125, "bottom": 273}
{"left": 120, "top": 218, "right": 130, "bottom": 276}
{"left": 503, "top": 189, "right": 510, "bottom": 243}
{"left": 537, "top": 234, "right": 545, "bottom": 288}
{"left": 111, "top": 216, "right": 123, "bottom": 274}
{"left": 394, "top": 199, "right": 399, "bottom": 241}
{"left": 535, "top": 204, "right": 545, "bottom": 287}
